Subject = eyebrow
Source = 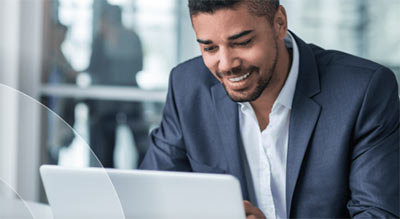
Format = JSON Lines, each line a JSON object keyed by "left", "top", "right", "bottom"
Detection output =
{"left": 228, "top": 30, "right": 253, "bottom": 41}
{"left": 197, "top": 39, "right": 213, "bottom": 45}
{"left": 196, "top": 30, "right": 254, "bottom": 45}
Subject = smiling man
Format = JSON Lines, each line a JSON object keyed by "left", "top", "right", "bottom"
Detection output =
{"left": 140, "top": 0, "right": 399, "bottom": 218}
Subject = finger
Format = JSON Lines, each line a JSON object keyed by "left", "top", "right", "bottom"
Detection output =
{"left": 244, "top": 200, "right": 252, "bottom": 205}
{"left": 243, "top": 200, "right": 254, "bottom": 209}
{"left": 243, "top": 200, "right": 256, "bottom": 215}
{"left": 243, "top": 200, "right": 266, "bottom": 219}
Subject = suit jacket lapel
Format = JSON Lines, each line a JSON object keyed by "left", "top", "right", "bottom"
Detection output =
{"left": 286, "top": 33, "right": 321, "bottom": 217}
{"left": 211, "top": 83, "right": 250, "bottom": 200}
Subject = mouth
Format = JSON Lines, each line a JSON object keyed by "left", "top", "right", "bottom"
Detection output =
{"left": 228, "top": 71, "right": 252, "bottom": 82}
{"left": 222, "top": 67, "right": 258, "bottom": 92}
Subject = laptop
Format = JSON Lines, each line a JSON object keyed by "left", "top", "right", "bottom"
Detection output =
{"left": 40, "top": 165, "right": 246, "bottom": 219}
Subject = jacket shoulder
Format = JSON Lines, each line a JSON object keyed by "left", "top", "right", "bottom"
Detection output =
{"left": 310, "top": 44, "right": 386, "bottom": 73}
{"left": 310, "top": 44, "right": 396, "bottom": 90}
{"left": 308, "top": 43, "right": 397, "bottom": 108}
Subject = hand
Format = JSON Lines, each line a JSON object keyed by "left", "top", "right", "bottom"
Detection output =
{"left": 244, "top": 200, "right": 266, "bottom": 219}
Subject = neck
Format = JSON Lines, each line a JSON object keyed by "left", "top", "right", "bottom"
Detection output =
{"left": 250, "top": 40, "right": 292, "bottom": 130}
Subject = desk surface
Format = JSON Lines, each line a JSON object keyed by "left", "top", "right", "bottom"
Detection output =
{"left": 0, "top": 197, "right": 53, "bottom": 219}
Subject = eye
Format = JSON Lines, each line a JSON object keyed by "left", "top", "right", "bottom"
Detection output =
{"left": 204, "top": 45, "right": 217, "bottom": 52}
{"left": 234, "top": 38, "right": 252, "bottom": 47}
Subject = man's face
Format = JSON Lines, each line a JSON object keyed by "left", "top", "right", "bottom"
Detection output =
{"left": 192, "top": 3, "right": 281, "bottom": 102}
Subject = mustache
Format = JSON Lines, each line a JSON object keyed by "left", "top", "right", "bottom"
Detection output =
{"left": 217, "top": 66, "right": 259, "bottom": 77}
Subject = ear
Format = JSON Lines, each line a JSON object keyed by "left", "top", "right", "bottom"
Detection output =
{"left": 273, "top": 5, "right": 288, "bottom": 40}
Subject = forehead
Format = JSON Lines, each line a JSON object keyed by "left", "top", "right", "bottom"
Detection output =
{"left": 192, "top": 4, "right": 267, "bottom": 40}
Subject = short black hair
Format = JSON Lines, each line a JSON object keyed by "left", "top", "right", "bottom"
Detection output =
{"left": 188, "top": 0, "right": 280, "bottom": 23}
{"left": 102, "top": 5, "right": 123, "bottom": 26}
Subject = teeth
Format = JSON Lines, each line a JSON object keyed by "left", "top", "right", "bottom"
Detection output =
{"left": 229, "top": 72, "right": 251, "bottom": 82}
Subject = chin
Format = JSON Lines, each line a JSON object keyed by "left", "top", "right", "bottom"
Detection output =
{"left": 224, "top": 78, "right": 271, "bottom": 102}
{"left": 226, "top": 88, "right": 262, "bottom": 103}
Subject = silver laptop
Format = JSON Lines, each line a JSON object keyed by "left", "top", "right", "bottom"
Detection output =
{"left": 40, "top": 165, "right": 245, "bottom": 219}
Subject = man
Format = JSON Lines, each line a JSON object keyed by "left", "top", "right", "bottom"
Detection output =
{"left": 46, "top": 22, "right": 78, "bottom": 164}
{"left": 140, "top": 0, "right": 399, "bottom": 218}
{"left": 87, "top": 4, "right": 149, "bottom": 168}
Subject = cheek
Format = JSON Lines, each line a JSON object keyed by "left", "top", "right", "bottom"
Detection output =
{"left": 202, "top": 55, "right": 222, "bottom": 81}
{"left": 240, "top": 49, "right": 266, "bottom": 68}
{"left": 249, "top": 45, "right": 275, "bottom": 67}
{"left": 202, "top": 55, "right": 216, "bottom": 72}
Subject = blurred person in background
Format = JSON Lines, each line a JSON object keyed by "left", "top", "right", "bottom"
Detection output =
{"left": 86, "top": 4, "right": 148, "bottom": 168}
{"left": 46, "top": 22, "right": 78, "bottom": 164}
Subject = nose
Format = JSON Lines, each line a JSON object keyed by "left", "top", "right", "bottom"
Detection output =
{"left": 218, "top": 48, "right": 240, "bottom": 75}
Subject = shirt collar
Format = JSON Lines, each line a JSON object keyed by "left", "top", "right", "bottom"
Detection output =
{"left": 275, "top": 31, "right": 300, "bottom": 109}
{"left": 239, "top": 31, "right": 300, "bottom": 111}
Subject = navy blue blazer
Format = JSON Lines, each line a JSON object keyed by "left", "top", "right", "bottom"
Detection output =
{"left": 140, "top": 33, "right": 399, "bottom": 218}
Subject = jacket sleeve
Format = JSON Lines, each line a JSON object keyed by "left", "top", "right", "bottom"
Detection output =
{"left": 139, "top": 67, "right": 192, "bottom": 171}
{"left": 347, "top": 66, "right": 399, "bottom": 218}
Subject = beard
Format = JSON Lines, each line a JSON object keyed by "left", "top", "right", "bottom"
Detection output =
{"left": 224, "top": 40, "right": 278, "bottom": 103}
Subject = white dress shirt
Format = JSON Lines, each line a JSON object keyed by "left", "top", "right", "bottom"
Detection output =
{"left": 239, "top": 32, "right": 299, "bottom": 219}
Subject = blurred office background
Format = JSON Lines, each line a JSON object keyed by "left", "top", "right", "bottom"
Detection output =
{"left": 0, "top": 0, "right": 399, "bottom": 204}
